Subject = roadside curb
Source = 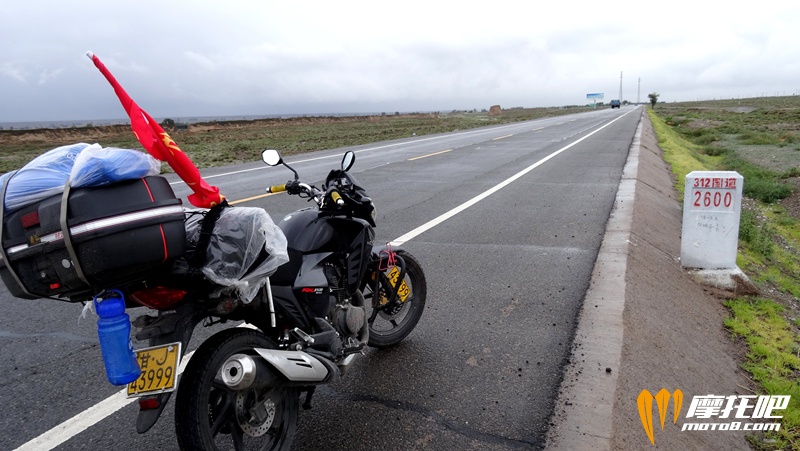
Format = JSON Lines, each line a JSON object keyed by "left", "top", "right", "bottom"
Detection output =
{"left": 544, "top": 112, "right": 642, "bottom": 449}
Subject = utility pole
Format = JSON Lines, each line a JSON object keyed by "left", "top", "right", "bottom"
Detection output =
{"left": 637, "top": 77, "right": 641, "bottom": 105}
{"left": 619, "top": 71, "right": 623, "bottom": 103}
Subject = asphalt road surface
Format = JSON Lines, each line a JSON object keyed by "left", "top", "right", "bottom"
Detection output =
{"left": 0, "top": 106, "right": 642, "bottom": 450}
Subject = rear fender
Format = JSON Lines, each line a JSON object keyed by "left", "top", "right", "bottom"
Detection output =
{"left": 133, "top": 302, "right": 206, "bottom": 433}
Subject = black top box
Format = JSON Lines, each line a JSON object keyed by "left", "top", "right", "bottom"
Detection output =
{"left": 0, "top": 176, "right": 185, "bottom": 301}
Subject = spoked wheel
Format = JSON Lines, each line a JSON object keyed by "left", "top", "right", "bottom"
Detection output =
{"left": 365, "top": 250, "right": 427, "bottom": 348}
{"left": 175, "top": 328, "right": 299, "bottom": 451}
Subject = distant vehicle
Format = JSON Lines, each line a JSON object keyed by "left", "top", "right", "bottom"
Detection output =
{"left": 610, "top": 100, "right": 621, "bottom": 109}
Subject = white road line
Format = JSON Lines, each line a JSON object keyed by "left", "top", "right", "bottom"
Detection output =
{"left": 13, "top": 390, "right": 134, "bottom": 451}
{"left": 168, "top": 119, "right": 562, "bottom": 185}
{"left": 13, "top": 350, "right": 196, "bottom": 451}
{"left": 390, "top": 112, "right": 632, "bottom": 246}
{"left": 15, "top": 110, "right": 633, "bottom": 450}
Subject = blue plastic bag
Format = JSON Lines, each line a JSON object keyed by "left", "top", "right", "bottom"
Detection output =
{"left": 0, "top": 143, "right": 161, "bottom": 212}
{"left": 0, "top": 143, "right": 88, "bottom": 211}
{"left": 70, "top": 144, "right": 161, "bottom": 189}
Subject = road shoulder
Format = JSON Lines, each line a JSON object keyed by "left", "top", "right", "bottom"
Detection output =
{"left": 546, "top": 111, "right": 754, "bottom": 450}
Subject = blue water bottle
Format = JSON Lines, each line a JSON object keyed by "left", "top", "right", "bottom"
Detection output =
{"left": 95, "top": 290, "right": 141, "bottom": 385}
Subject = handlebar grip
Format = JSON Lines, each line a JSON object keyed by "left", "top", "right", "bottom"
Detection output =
{"left": 330, "top": 190, "right": 344, "bottom": 206}
{"left": 267, "top": 184, "right": 287, "bottom": 194}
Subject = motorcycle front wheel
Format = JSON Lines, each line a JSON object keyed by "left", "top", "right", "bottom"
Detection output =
{"left": 365, "top": 249, "right": 427, "bottom": 348}
{"left": 175, "top": 328, "right": 299, "bottom": 451}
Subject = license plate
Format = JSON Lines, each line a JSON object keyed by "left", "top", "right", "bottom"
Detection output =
{"left": 126, "top": 342, "right": 182, "bottom": 397}
{"left": 387, "top": 266, "right": 411, "bottom": 302}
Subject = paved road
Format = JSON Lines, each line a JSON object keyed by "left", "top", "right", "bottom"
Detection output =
{"left": 0, "top": 106, "right": 642, "bottom": 450}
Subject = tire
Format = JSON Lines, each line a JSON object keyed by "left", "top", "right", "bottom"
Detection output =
{"left": 366, "top": 250, "right": 427, "bottom": 348}
{"left": 175, "top": 328, "right": 299, "bottom": 451}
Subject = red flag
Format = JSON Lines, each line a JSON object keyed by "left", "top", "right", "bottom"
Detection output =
{"left": 86, "top": 52, "right": 224, "bottom": 208}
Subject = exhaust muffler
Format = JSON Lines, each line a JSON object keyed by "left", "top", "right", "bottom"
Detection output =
{"left": 220, "top": 349, "right": 337, "bottom": 390}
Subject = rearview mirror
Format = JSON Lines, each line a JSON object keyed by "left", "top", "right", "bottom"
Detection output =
{"left": 341, "top": 151, "right": 355, "bottom": 171}
{"left": 262, "top": 149, "right": 282, "bottom": 166}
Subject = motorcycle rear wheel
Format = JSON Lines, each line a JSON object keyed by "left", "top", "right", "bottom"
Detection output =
{"left": 175, "top": 328, "right": 299, "bottom": 451}
{"left": 366, "top": 250, "right": 427, "bottom": 348}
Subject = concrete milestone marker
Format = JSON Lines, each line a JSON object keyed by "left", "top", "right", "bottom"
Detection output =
{"left": 681, "top": 171, "right": 743, "bottom": 269}
{"left": 680, "top": 171, "right": 756, "bottom": 293}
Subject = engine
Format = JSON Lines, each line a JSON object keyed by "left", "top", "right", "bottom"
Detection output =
{"left": 326, "top": 264, "right": 369, "bottom": 352}
{"left": 332, "top": 299, "right": 367, "bottom": 340}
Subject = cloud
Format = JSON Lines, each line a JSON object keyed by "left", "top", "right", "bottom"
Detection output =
{"left": 38, "top": 68, "right": 63, "bottom": 85}
{"left": 184, "top": 51, "right": 218, "bottom": 71}
{"left": 1, "top": 63, "right": 28, "bottom": 83}
{"left": 3, "top": 0, "right": 800, "bottom": 122}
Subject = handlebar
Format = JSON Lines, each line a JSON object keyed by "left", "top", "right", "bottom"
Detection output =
{"left": 267, "top": 181, "right": 323, "bottom": 202}
{"left": 330, "top": 189, "right": 345, "bottom": 206}
{"left": 262, "top": 150, "right": 373, "bottom": 223}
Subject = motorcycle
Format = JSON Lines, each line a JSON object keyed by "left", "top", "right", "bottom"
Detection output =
{"left": 128, "top": 149, "right": 427, "bottom": 450}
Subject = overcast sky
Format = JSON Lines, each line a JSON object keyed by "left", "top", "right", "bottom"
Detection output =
{"left": 2, "top": 1, "right": 800, "bottom": 123}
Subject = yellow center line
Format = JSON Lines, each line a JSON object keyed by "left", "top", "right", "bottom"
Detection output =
{"left": 492, "top": 134, "right": 514, "bottom": 141}
{"left": 222, "top": 147, "right": 455, "bottom": 203}
{"left": 532, "top": 127, "right": 544, "bottom": 132}
{"left": 408, "top": 149, "right": 453, "bottom": 161}
{"left": 228, "top": 192, "right": 281, "bottom": 205}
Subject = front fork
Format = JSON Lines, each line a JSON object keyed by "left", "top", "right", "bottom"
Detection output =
{"left": 366, "top": 245, "right": 407, "bottom": 322}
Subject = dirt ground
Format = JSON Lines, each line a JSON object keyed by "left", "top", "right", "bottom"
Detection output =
{"left": 780, "top": 177, "right": 800, "bottom": 220}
